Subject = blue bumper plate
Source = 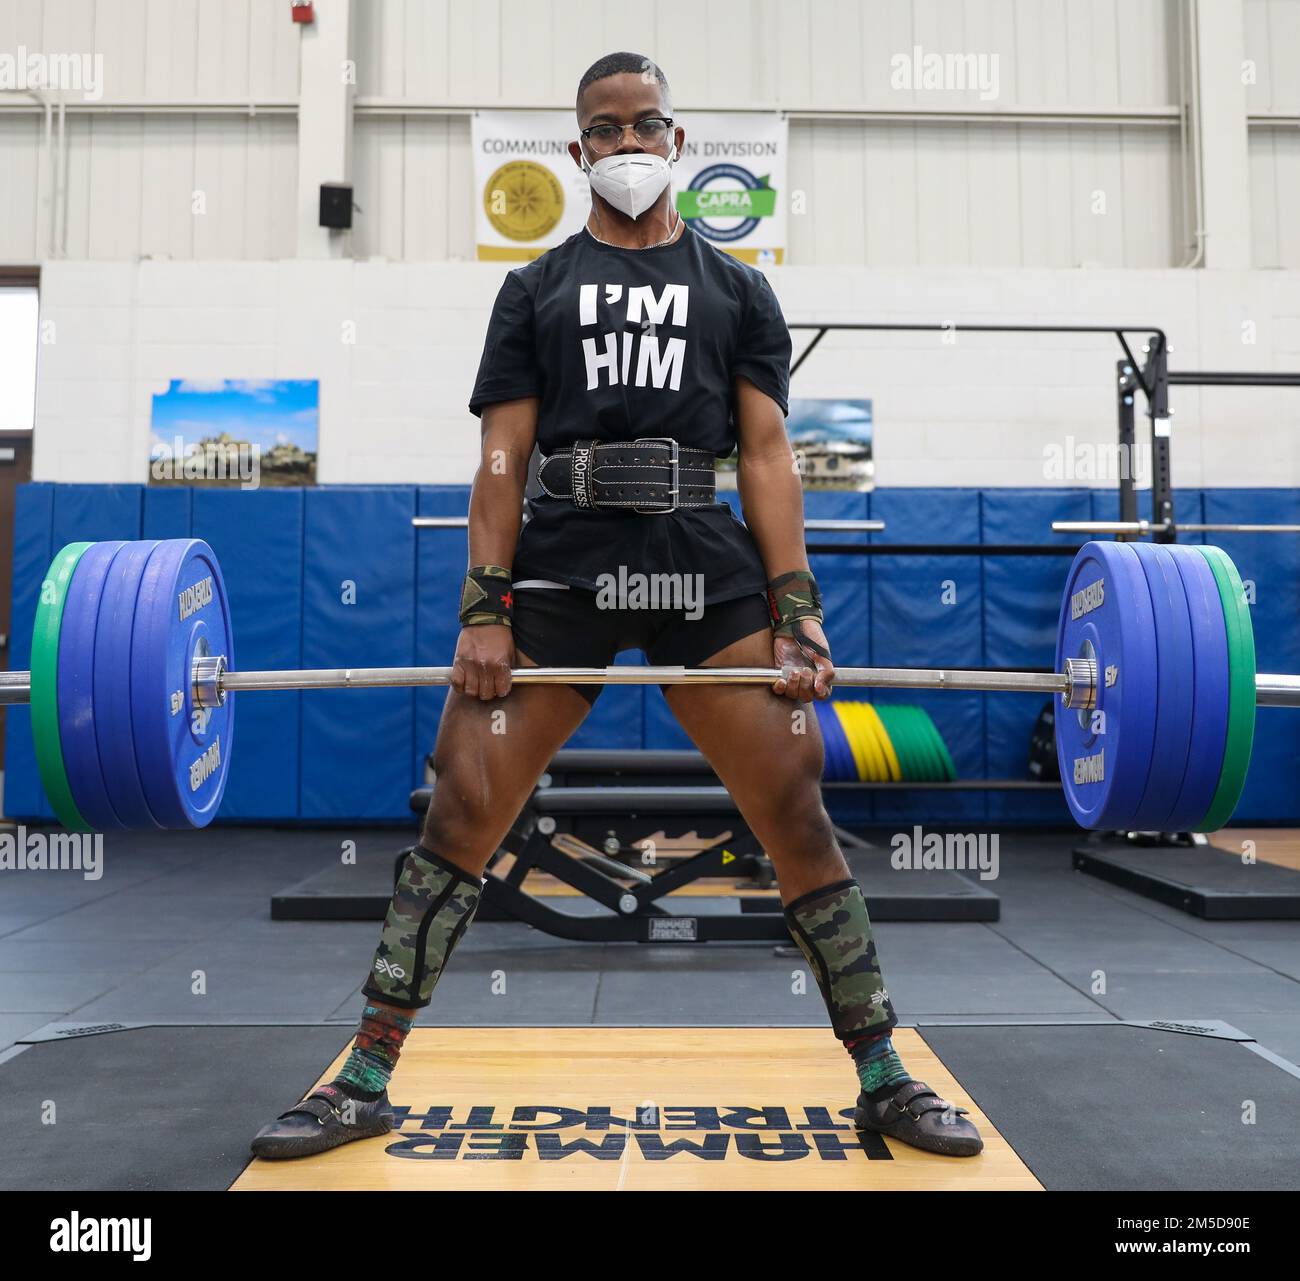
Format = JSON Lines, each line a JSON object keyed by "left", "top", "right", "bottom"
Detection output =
{"left": 1129, "top": 543, "right": 1196, "bottom": 830}
{"left": 1055, "top": 541, "right": 1159, "bottom": 829}
{"left": 1163, "top": 546, "right": 1231, "bottom": 831}
{"left": 131, "top": 540, "right": 235, "bottom": 829}
{"left": 57, "top": 540, "right": 129, "bottom": 830}
{"left": 94, "top": 541, "right": 163, "bottom": 829}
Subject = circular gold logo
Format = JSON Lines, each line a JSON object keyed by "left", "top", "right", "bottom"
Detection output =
{"left": 483, "top": 160, "right": 565, "bottom": 242}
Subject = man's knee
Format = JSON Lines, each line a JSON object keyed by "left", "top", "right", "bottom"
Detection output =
{"left": 749, "top": 767, "right": 832, "bottom": 835}
{"left": 421, "top": 778, "right": 501, "bottom": 865}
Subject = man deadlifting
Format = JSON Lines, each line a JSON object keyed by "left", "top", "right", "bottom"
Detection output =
{"left": 251, "top": 52, "right": 982, "bottom": 1162}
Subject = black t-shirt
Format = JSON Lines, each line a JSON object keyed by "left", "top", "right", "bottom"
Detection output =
{"left": 468, "top": 224, "right": 791, "bottom": 604}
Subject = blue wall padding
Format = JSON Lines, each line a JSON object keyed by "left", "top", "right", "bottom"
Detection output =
{"left": 4, "top": 483, "right": 55, "bottom": 818}
{"left": 1204, "top": 489, "right": 1300, "bottom": 822}
{"left": 52, "top": 484, "right": 142, "bottom": 546}
{"left": 982, "top": 489, "right": 1088, "bottom": 824}
{"left": 1173, "top": 490, "right": 1207, "bottom": 543}
{"left": 870, "top": 489, "right": 984, "bottom": 823}
{"left": 1087, "top": 487, "right": 1208, "bottom": 541}
{"left": 6, "top": 482, "right": 1300, "bottom": 827}
{"left": 143, "top": 487, "right": 192, "bottom": 539}
{"left": 299, "top": 487, "right": 416, "bottom": 819}
{"left": 643, "top": 489, "right": 875, "bottom": 763}
{"left": 568, "top": 649, "right": 644, "bottom": 749}
{"left": 806, "top": 489, "right": 872, "bottom": 665}
{"left": 414, "top": 486, "right": 471, "bottom": 784}
{"left": 192, "top": 488, "right": 304, "bottom": 819}
{"left": 804, "top": 490, "right": 873, "bottom": 822}
{"left": 643, "top": 678, "right": 693, "bottom": 750}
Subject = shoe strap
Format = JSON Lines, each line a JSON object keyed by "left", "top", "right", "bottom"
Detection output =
{"left": 888, "top": 1080, "right": 968, "bottom": 1119}
{"left": 277, "top": 1086, "right": 347, "bottom": 1124}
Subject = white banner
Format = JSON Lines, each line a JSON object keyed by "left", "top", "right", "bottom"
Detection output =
{"left": 472, "top": 110, "right": 787, "bottom": 265}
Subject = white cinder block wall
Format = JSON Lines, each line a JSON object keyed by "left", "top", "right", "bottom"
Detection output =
{"left": 32, "top": 260, "right": 1300, "bottom": 490}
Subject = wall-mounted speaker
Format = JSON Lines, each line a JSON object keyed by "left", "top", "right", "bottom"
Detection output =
{"left": 319, "top": 183, "right": 353, "bottom": 230}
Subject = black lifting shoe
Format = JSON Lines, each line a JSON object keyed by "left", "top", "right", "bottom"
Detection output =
{"left": 854, "top": 1079, "right": 984, "bottom": 1157}
{"left": 250, "top": 1083, "right": 395, "bottom": 1160}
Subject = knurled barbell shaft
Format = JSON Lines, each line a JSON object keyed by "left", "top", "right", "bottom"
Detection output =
{"left": 210, "top": 666, "right": 1300, "bottom": 707}
{"left": 209, "top": 666, "right": 1300, "bottom": 706}
{"left": 3, "top": 666, "right": 1299, "bottom": 705}
{"left": 216, "top": 665, "right": 1072, "bottom": 696}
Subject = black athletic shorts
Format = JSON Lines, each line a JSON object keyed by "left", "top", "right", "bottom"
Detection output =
{"left": 510, "top": 583, "right": 773, "bottom": 705}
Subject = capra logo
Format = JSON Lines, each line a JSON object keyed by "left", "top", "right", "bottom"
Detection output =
{"left": 50, "top": 1212, "right": 151, "bottom": 1261}
{"left": 678, "top": 164, "right": 777, "bottom": 243}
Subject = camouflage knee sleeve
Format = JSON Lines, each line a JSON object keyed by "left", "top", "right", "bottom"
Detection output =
{"left": 361, "top": 845, "right": 482, "bottom": 1010}
{"left": 784, "top": 879, "right": 898, "bottom": 1040}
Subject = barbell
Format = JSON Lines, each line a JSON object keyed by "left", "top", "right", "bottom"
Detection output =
{"left": 5, "top": 538, "right": 1299, "bottom": 834}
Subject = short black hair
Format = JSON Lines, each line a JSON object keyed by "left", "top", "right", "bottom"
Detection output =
{"left": 575, "top": 52, "right": 671, "bottom": 117}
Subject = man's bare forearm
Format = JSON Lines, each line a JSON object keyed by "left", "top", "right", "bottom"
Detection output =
{"left": 736, "top": 448, "right": 810, "bottom": 581}
{"left": 467, "top": 399, "right": 538, "bottom": 570}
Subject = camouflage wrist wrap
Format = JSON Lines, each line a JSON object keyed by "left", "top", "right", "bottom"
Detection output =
{"left": 361, "top": 845, "right": 482, "bottom": 1009}
{"left": 767, "top": 570, "right": 823, "bottom": 638}
{"left": 784, "top": 879, "right": 898, "bottom": 1040}
{"left": 460, "top": 565, "right": 513, "bottom": 629}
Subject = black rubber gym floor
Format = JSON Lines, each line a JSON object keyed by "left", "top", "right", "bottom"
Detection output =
{"left": 1, "top": 825, "right": 1298, "bottom": 1189}
{"left": 0, "top": 1020, "right": 1294, "bottom": 1190}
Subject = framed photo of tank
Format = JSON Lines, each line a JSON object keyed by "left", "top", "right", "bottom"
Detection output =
{"left": 786, "top": 397, "right": 873, "bottom": 490}
{"left": 715, "top": 396, "right": 873, "bottom": 491}
{"left": 148, "top": 378, "right": 319, "bottom": 488}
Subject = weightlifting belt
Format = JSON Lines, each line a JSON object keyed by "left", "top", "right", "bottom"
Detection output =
{"left": 537, "top": 438, "right": 716, "bottom": 514}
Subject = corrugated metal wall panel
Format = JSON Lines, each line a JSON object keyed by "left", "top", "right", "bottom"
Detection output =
{"left": 346, "top": 0, "right": 1174, "bottom": 110}
{"left": 1245, "top": 0, "right": 1300, "bottom": 114}
{"left": 1, "top": 0, "right": 1285, "bottom": 266}
{"left": 783, "top": 118, "right": 1182, "bottom": 267}
{"left": 1252, "top": 127, "right": 1300, "bottom": 268}
{"left": 0, "top": 0, "right": 297, "bottom": 98}
{"left": 369, "top": 114, "right": 1191, "bottom": 268}
{"left": 19, "top": 114, "right": 298, "bottom": 261}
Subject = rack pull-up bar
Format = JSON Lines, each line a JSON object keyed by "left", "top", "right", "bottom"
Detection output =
{"left": 1168, "top": 371, "right": 1300, "bottom": 387}
{"left": 786, "top": 321, "right": 1164, "bottom": 380}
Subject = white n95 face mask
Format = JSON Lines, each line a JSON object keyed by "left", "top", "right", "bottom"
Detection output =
{"left": 583, "top": 147, "right": 677, "bottom": 220}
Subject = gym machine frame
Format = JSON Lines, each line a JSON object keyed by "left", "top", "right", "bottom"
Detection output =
{"left": 789, "top": 322, "right": 1300, "bottom": 540}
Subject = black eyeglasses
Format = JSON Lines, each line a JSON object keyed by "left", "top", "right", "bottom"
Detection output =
{"left": 580, "top": 117, "right": 674, "bottom": 154}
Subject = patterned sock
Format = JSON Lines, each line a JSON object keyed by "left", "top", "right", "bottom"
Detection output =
{"left": 847, "top": 1030, "right": 913, "bottom": 1100}
{"left": 784, "top": 878, "right": 906, "bottom": 1100}
{"left": 331, "top": 1003, "right": 415, "bottom": 1101}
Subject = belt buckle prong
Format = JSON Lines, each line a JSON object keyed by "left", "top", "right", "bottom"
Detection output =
{"left": 632, "top": 437, "right": 680, "bottom": 515}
